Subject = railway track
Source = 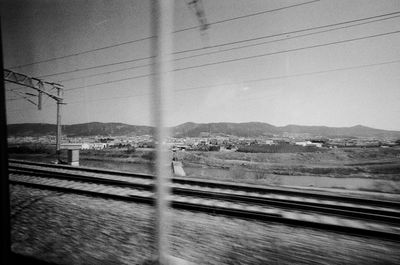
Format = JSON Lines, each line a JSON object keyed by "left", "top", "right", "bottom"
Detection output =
{"left": 8, "top": 159, "right": 400, "bottom": 241}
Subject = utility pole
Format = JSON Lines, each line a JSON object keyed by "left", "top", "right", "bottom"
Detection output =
{"left": 4, "top": 69, "right": 64, "bottom": 162}
{"left": 56, "top": 85, "right": 63, "bottom": 163}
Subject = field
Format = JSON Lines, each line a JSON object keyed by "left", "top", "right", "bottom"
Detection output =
{"left": 8, "top": 144, "right": 400, "bottom": 194}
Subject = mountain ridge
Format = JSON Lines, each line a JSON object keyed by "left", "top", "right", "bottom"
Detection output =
{"left": 7, "top": 122, "right": 400, "bottom": 138}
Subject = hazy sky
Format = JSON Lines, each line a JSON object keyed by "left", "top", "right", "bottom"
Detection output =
{"left": 2, "top": 0, "right": 400, "bottom": 130}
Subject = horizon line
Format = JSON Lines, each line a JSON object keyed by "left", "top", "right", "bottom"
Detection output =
{"left": 7, "top": 121, "right": 400, "bottom": 132}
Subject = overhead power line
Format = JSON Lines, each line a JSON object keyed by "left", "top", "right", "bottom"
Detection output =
{"left": 63, "top": 29, "right": 400, "bottom": 92}
{"left": 6, "top": 103, "right": 53, "bottom": 113}
{"left": 37, "top": 11, "right": 400, "bottom": 81}
{"left": 64, "top": 58, "right": 400, "bottom": 105}
{"left": 8, "top": 35, "right": 153, "bottom": 71}
{"left": 8, "top": 0, "right": 319, "bottom": 70}
{"left": 174, "top": 12, "right": 400, "bottom": 54}
{"left": 65, "top": 73, "right": 153, "bottom": 91}
{"left": 174, "top": 30, "right": 400, "bottom": 71}
{"left": 5, "top": 97, "right": 21, "bottom": 102}
{"left": 6, "top": 89, "right": 36, "bottom": 104}
{"left": 179, "top": 0, "right": 321, "bottom": 32}
{"left": 175, "top": 15, "right": 400, "bottom": 62}
{"left": 39, "top": 56, "right": 152, "bottom": 80}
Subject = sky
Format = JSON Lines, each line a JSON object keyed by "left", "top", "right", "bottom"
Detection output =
{"left": 2, "top": 0, "right": 400, "bottom": 130}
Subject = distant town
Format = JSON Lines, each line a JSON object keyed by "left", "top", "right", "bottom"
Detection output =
{"left": 8, "top": 132, "right": 400, "bottom": 153}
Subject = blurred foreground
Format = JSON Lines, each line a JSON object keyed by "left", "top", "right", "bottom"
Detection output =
{"left": 10, "top": 185, "right": 400, "bottom": 264}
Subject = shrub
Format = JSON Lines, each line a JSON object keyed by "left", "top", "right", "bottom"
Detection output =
{"left": 8, "top": 144, "right": 54, "bottom": 154}
{"left": 141, "top": 151, "right": 155, "bottom": 161}
{"left": 125, "top": 146, "right": 136, "bottom": 154}
{"left": 237, "top": 144, "right": 318, "bottom": 153}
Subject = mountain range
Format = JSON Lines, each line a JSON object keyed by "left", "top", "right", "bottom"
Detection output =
{"left": 7, "top": 122, "right": 400, "bottom": 139}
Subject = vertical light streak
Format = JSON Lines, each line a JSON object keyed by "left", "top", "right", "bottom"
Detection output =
{"left": 151, "top": 0, "right": 174, "bottom": 264}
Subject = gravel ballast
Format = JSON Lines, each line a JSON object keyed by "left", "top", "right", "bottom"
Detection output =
{"left": 10, "top": 185, "right": 400, "bottom": 264}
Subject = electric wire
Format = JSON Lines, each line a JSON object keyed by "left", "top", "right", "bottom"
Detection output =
{"left": 60, "top": 13, "right": 400, "bottom": 83}
{"left": 7, "top": 89, "right": 37, "bottom": 106}
{"left": 176, "top": 14, "right": 400, "bottom": 61}
{"left": 64, "top": 58, "right": 400, "bottom": 104}
{"left": 7, "top": 0, "right": 319, "bottom": 70}
{"left": 173, "top": 11, "right": 400, "bottom": 55}
{"left": 63, "top": 29, "right": 400, "bottom": 92}
{"left": 176, "top": 0, "right": 320, "bottom": 32}
{"left": 174, "top": 29, "right": 400, "bottom": 72}
{"left": 36, "top": 11, "right": 400, "bottom": 81}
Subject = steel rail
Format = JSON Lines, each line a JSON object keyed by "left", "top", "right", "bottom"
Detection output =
{"left": 9, "top": 159, "right": 400, "bottom": 208}
{"left": 9, "top": 166, "right": 400, "bottom": 225}
{"left": 9, "top": 177, "right": 400, "bottom": 242}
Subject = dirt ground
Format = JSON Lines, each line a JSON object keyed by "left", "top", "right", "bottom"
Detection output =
{"left": 10, "top": 185, "right": 400, "bottom": 265}
{"left": 177, "top": 147, "right": 400, "bottom": 178}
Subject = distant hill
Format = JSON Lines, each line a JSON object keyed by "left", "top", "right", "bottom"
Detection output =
{"left": 65, "top": 122, "right": 153, "bottom": 136}
{"left": 173, "top": 122, "right": 279, "bottom": 137}
{"left": 7, "top": 122, "right": 400, "bottom": 139}
{"left": 8, "top": 123, "right": 56, "bottom": 137}
{"left": 278, "top": 124, "right": 400, "bottom": 138}
{"left": 8, "top": 122, "right": 153, "bottom": 137}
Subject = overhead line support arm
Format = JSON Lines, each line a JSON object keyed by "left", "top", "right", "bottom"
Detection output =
{"left": 3, "top": 68, "right": 64, "bottom": 163}
{"left": 3, "top": 69, "right": 63, "bottom": 101}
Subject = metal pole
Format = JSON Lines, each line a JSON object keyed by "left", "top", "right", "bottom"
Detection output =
{"left": 151, "top": 0, "right": 174, "bottom": 264}
{"left": 56, "top": 87, "right": 63, "bottom": 163}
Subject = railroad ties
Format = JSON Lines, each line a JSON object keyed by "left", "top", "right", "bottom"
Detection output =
{"left": 8, "top": 159, "right": 400, "bottom": 242}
